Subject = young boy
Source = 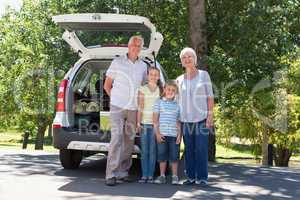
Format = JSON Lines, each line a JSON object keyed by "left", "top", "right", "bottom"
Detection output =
{"left": 153, "top": 81, "right": 181, "bottom": 185}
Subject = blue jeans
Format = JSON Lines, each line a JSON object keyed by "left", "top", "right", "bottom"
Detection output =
{"left": 157, "top": 136, "right": 180, "bottom": 162}
{"left": 182, "top": 120, "right": 209, "bottom": 181}
{"left": 140, "top": 124, "right": 156, "bottom": 177}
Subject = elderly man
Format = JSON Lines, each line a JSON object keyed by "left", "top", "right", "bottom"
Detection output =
{"left": 104, "top": 36, "right": 147, "bottom": 186}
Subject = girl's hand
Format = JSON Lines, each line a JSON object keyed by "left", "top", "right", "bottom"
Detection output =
{"left": 156, "top": 133, "right": 165, "bottom": 143}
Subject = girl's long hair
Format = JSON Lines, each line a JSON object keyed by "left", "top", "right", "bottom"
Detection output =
{"left": 147, "top": 66, "right": 164, "bottom": 97}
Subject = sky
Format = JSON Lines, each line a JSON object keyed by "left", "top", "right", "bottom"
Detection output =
{"left": 0, "top": 0, "right": 22, "bottom": 16}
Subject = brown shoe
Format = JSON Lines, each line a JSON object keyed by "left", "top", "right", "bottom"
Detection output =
{"left": 105, "top": 177, "right": 116, "bottom": 186}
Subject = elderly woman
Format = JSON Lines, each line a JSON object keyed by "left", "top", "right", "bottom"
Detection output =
{"left": 176, "top": 47, "right": 214, "bottom": 186}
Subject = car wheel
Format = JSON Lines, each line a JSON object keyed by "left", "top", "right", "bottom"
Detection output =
{"left": 59, "top": 149, "right": 82, "bottom": 169}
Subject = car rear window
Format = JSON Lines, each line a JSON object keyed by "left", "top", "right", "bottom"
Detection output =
{"left": 75, "top": 30, "right": 151, "bottom": 49}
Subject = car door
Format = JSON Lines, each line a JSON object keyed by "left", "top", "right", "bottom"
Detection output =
{"left": 52, "top": 13, "right": 164, "bottom": 60}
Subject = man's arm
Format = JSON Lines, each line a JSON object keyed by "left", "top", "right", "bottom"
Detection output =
{"left": 104, "top": 76, "right": 113, "bottom": 97}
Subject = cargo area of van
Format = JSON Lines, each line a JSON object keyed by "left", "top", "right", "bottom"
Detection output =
{"left": 70, "top": 60, "right": 111, "bottom": 133}
{"left": 51, "top": 13, "right": 164, "bottom": 169}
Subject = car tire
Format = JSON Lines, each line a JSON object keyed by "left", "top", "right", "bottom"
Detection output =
{"left": 59, "top": 149, "right": 82, "bottom": 169}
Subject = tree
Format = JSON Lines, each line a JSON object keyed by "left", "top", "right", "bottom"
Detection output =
{"left": 0, "top": 0, "right": 188, "bottom": 149}
{"left": 188, "top": 0, "right": 207, "bottom": 57}
{"left": 1, "top": 0, "right": 299, "bottom": 161}
{"left": 187, "top": 0, "right": 216, "bottom": 161}
{"left": 206, "top": 0, "right": 299, "bottom": 166}
{"left": 0, "top": 0, "right": 77, "bottom": 149}
{"left": 270, "top": 55, "right": 300, "bottom": 166}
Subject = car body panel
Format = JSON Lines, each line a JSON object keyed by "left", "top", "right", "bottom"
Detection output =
{"left": 52, "top": 13, "right": 164, "bottom": 155}
{"left": 52, "top": 13, "right": 163, "bottom": 58}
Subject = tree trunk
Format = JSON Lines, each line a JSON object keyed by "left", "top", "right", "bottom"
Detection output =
{"left": 188, "top": 0, "right": 215, "bottom": 161}
{"left": 208, "top": 128, "right": 216, "bottom": 162}
{"left": 35, "top": 120, "right": 48, "bottom": 150}
{"left": 188, "top": 0, "right": 207, "bottom": 60}
{"left": 274, "top": 146, "right": 292, "bottom": 167}
{"left": 261, "top": 129, "right": 269, "bottom": 166}
{"left": 22, "top": 130, "right": 30, "bottom": 149}
{"left": 47, "top": 124, "right": 52, "bottom": 138}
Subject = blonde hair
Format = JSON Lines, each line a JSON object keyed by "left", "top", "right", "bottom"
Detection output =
{"left": 179, "top": 47, "right": 197, "bottom": 66}
{"left": 162, "top": 81, "right": 178, "bottom": 98}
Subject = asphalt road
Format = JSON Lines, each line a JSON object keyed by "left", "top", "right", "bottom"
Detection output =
{"left": 0, "top": 149, "right": 299, "bottom": 200}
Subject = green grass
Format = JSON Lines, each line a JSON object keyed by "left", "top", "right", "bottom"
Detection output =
{"left": 0, "top": 130, "right": 22, "bottom": 142}
{"left": 0, "top": 130, "right": 57, "bottom": 152}
{"left": 0, "top": 130, "right": 299, "bottom": 167}
{"left": 1, "top": 130, "right": 256, "bottom": 158}
{"left": 216, "top": 144, "right": 256, "bottom": 159}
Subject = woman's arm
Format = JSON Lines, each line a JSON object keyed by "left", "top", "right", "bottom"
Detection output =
{"left": 203, "top": 71, "right": 214, "bottom": 128}
{"left": 206, "top": 96, "right": 214, "bottom": 128}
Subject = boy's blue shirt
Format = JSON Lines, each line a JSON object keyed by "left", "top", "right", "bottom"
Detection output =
{"left": 153, "top": 98, "right": 180, "bottom": 137}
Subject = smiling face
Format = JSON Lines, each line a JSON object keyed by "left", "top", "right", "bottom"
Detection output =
{"left": 163, "top": 84, "right": 177, "bottom": 100}
{"left": 181, "top": 51, "right": 196, "bottom": 69}
{"left": 128, "top": 38, "right": 143, "bottom": 59}
{"left": 148, "top": 68, "right": 160, "bottom": 84}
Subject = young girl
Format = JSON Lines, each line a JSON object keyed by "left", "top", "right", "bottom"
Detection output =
{"left": 153, "top": 81, "right": 181, "bottom": 185}
{"left": 137, "top": 67, "right": 162, "bottom": 183}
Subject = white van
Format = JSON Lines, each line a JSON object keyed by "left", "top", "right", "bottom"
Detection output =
{"left": 52, "top": 13, "right": 165, "bottom": 169}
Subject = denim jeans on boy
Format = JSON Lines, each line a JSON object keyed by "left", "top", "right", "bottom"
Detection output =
{"left": 182, "top": 120, "right": 209, "bottom": 181}
{"left": 157, "top": 136, "right": 180, "bottom": 162}
{"left": 140, "top": 124, "right": 156, "bottom": 177}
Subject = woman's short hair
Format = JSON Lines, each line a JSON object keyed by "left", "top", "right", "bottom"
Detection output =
{"left": 179, "top": 47, "right": 197, "bottom": 66}
{"left": 128, "top": 35, "right": 144, "bottom": 47}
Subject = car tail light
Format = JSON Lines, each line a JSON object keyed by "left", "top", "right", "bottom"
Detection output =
{"left": 56, "top": 79, "right": 68, "bottom": 112}
{"left": 52, "top": 124, "right": 62, "bottom": 129}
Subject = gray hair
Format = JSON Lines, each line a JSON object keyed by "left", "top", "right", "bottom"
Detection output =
{"left": 128, "top": 35, "right": 144, "bottom": 47}
{"left": 179, "top": 47, "right": 197, "bottom": 66}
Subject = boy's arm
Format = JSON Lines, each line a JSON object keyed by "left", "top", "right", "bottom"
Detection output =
{"left": 136, "top": 90, "right": 144, "bottom": 133}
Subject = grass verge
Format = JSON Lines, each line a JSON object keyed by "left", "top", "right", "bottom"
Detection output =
{"left": 0, "top": 130, "right": 299, "bottom": 167}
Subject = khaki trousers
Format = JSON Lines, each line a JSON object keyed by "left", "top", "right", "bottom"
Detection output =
{"left": 105, "top": 105, "right": 137, "bottom": 179}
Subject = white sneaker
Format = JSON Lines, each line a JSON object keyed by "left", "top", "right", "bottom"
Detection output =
{"left": 196, "top": 179, "right": 208, "bottom": 186}
{"left": 154, "top": 175, "right": 166, "bottom": 184}
{"left": 171, "top": 175, "right": 180, "bottom": 185}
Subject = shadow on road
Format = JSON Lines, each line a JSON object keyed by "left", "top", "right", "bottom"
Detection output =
{"left": 1, "top": 150, "right": 300, "bottom": 199}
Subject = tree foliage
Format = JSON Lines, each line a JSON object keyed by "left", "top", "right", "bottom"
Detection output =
{"left": 206, "top": 0, "right": 299, "bottom": 165}
{"left": 0, "top": 0, "right": 76, "bottom": 148}
{"left": 0, "top": 0, "right": 299, "bottom": 161}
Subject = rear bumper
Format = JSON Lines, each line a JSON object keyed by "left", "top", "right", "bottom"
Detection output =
{"left": 53, "top": 127, "right": 140, "bottom": 153}
{"left": 53, "top": 127, "right": 110, "bottom": 149}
